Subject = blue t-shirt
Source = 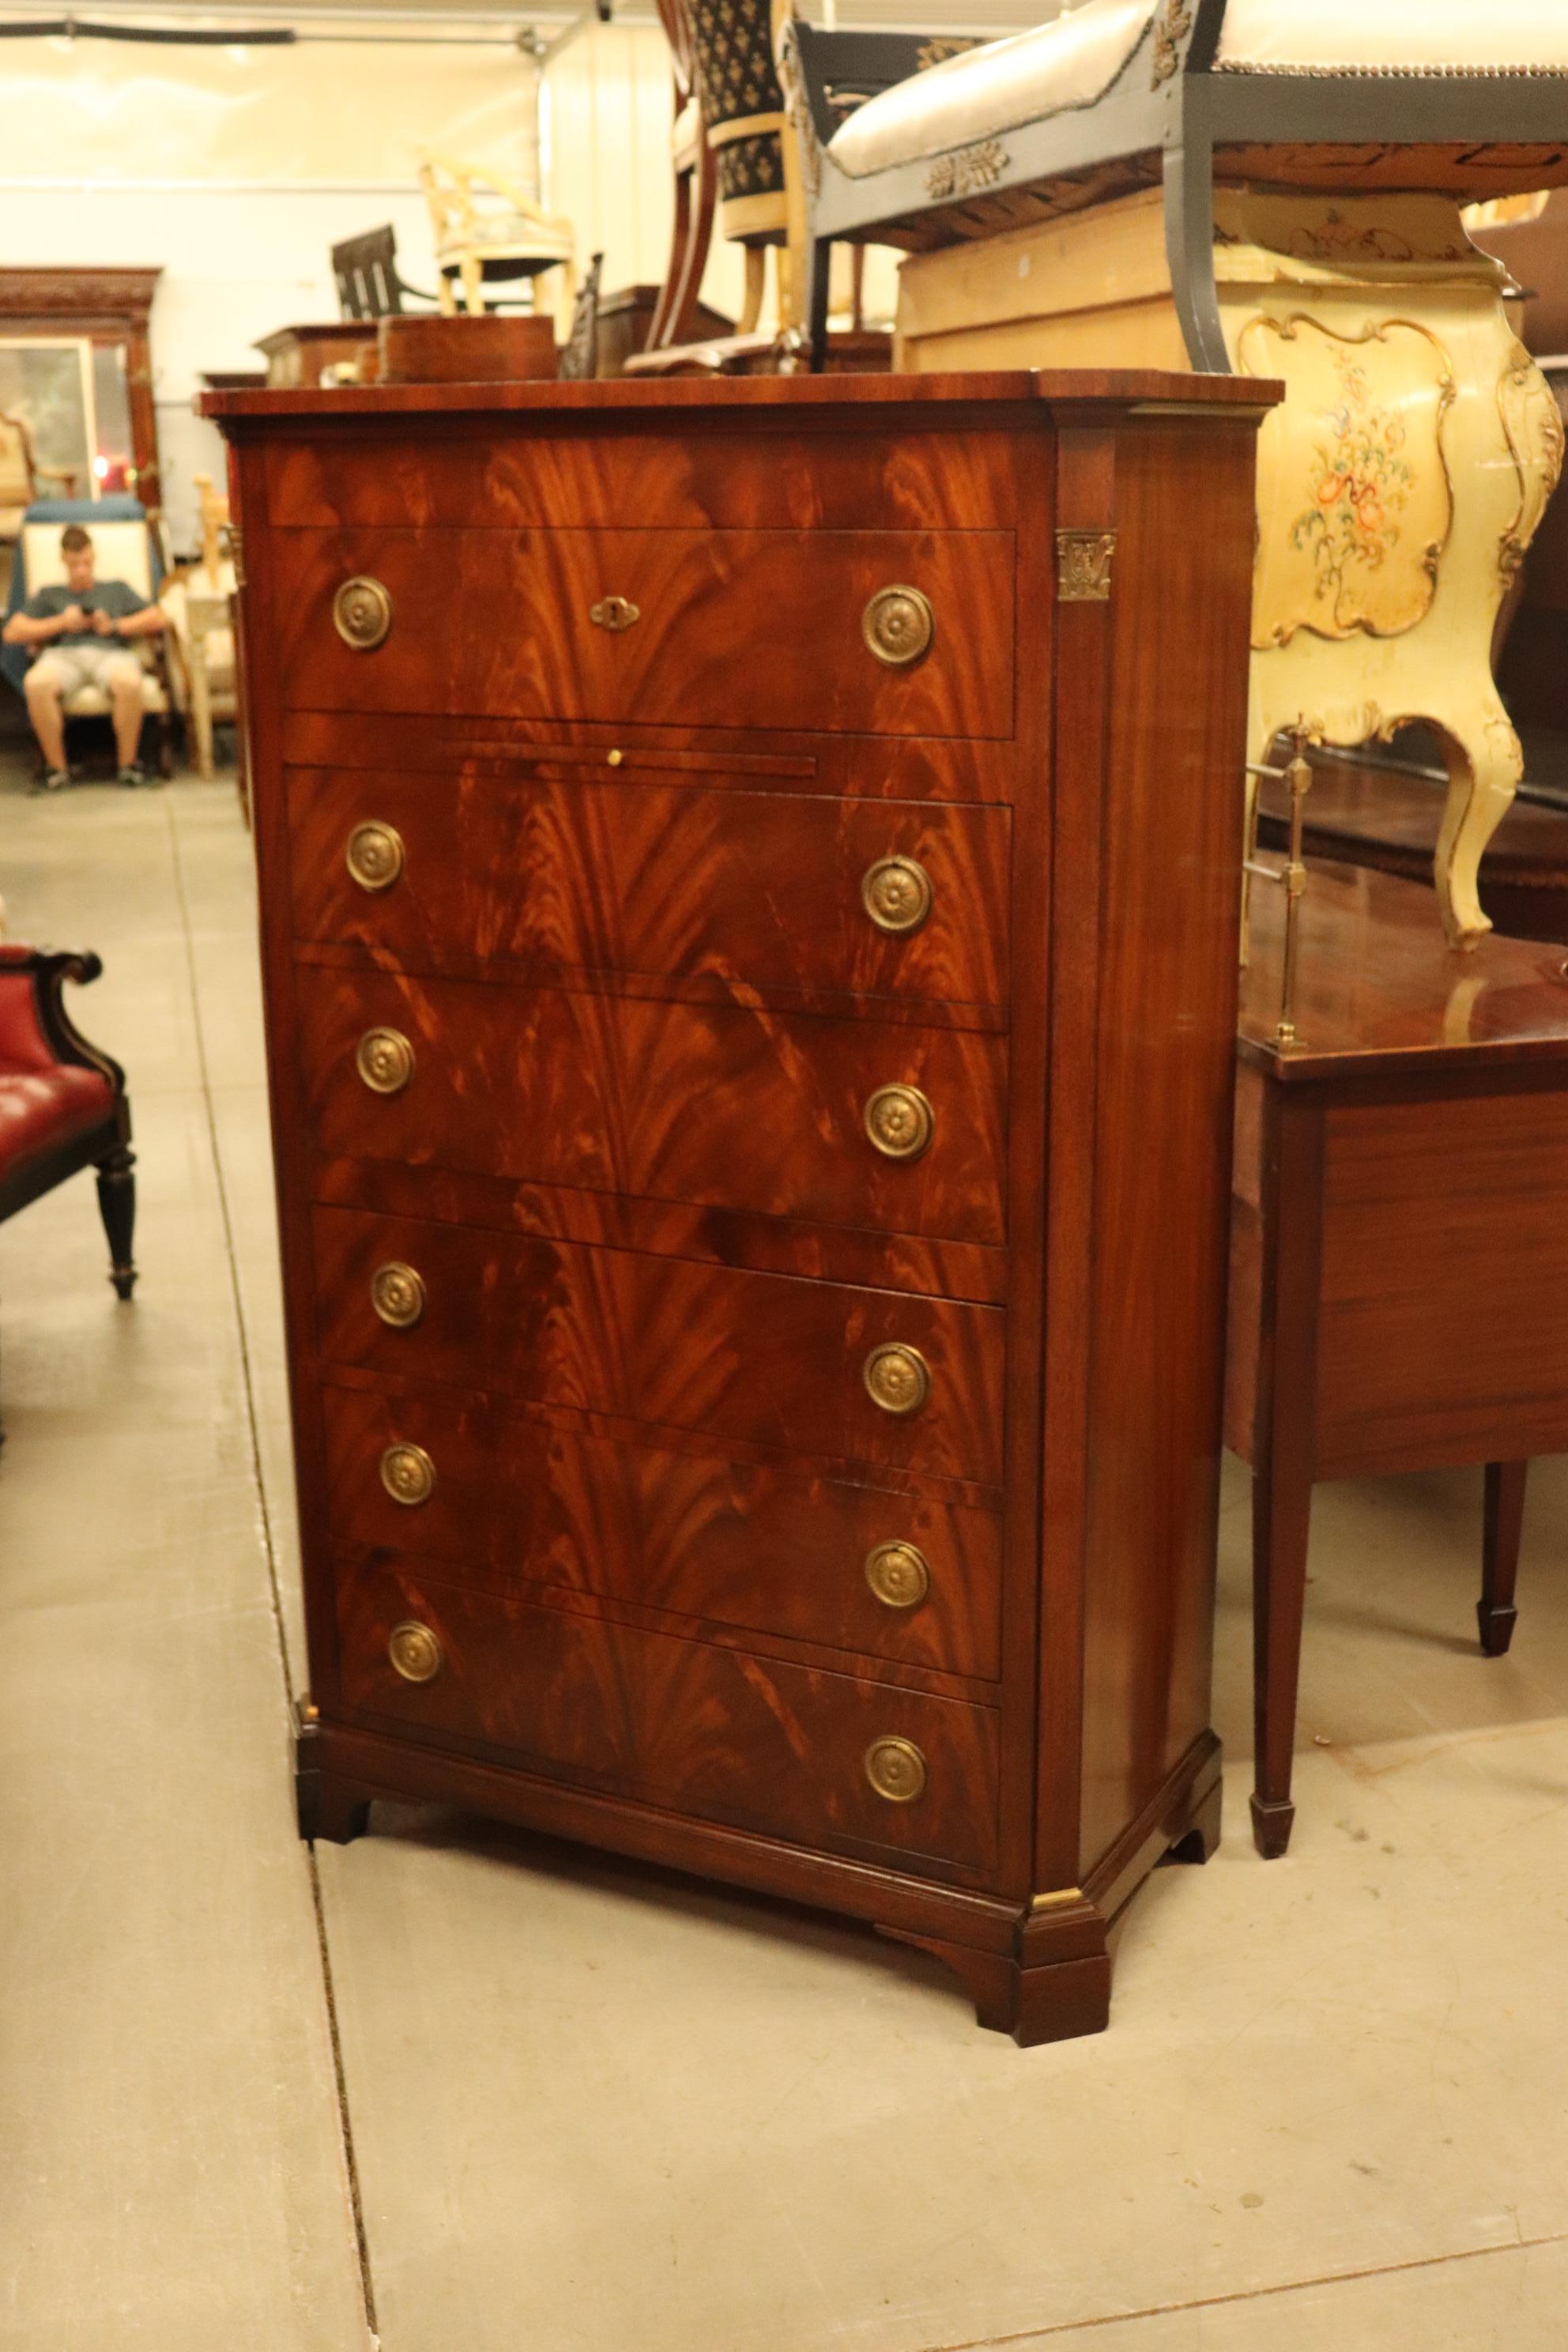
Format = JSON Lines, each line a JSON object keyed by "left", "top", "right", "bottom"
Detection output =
{"left": 24, "top": 579, "right": 148, "bottom": 648}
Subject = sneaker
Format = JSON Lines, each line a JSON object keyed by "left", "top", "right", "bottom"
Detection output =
{"left": 118, "top": 761, "right": 147, "bottom": 789}
{"left": 33, "top": 767, "right": 71, "bottom": 794}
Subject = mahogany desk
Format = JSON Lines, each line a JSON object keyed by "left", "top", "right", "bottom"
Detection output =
{"left": 1227, "top": 859, "right": 1568, "bottom": 1856}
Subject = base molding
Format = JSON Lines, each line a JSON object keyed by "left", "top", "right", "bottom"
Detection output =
{"left": 291, "top": 1702, "right": 1221, "bottom": 2045}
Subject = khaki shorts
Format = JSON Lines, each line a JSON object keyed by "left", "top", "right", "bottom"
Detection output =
{"left": 29, "top": 646, "right": 144, "bottom": 696}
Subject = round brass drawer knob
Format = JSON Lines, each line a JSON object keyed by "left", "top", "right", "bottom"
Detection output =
{"left": 863, "top": 584, "right": 933, "bottom": 668}
{"left": 370, "top": 1261, "right": 425, "bottom": 1330}
{"left": 345, "top": 821, "right": 405, "bottom": 893}
{"left": 388, "top": 1620, "right": 443, "bottom": 1683}
{"left": 380, "top": 1442, "right": 435, "bottom": 1506}
{"left": 865, "top": 1540, "right": 930, "bottom": 1610}
{"left": 356, "top": 1027, "right": 414, "bottom": 1095}
{"left": 865, "top": 1735, "right": 927, "bottom": 1804}
{"left": 863, "top": 1342, "right": 931, "bottom": 1417}
{"left": 861, "top": 854, "right": 933, "bottom": 936}
{"left": 334, "top": 575, "right": 392, "bottom": 650}
{"left": 864, "top": 1084, "right": 933, "bottom": 1162}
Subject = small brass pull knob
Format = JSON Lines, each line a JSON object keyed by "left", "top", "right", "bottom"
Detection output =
{"left": 334, "top": 576, "right": 393, "bottom": 650}
{"left": 590, "top": 594, "right": 640, "bottom": 632}
{"left": 863, "top": 1342, "right": 931, "bottom": 1417}
{"left": 865, "top": 1735, "right": 927, "bottom": 1803}
{"left": 863, "top": 584, "right": 933, "bottom": 668}
{"left": 861, "top": 854, "right": 933, "bottom": 936}
{"left": 388, "top": 1620, "right": 443, "bottom": 1683}
{"left": 370, "top": 1261, "right": 425, "bottom": 1330}
{"left": 865, "top": 1540, "right": 930, "bottom": 1610}
{"left": 380, "top": 1442, "right": 435, "bottom": 1506}
{"left": 356, "top": 1027, "right": 414, "bottom": 1095}
{"left": 864, "top": 1084, "right": 933, "bottom": 1162}
{"left": 345, "top": 821, "right": 405, "bottom": 893}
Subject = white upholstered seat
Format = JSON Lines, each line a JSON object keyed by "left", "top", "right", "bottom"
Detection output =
{"left": 1216, "top": 0, "right": 1568, "bottom": 75}
{"left": 826, "top": 0, "right": 1568, "bottom": 187}
{"left": 827, "top": 0, "right": 1155, "bottom": 183}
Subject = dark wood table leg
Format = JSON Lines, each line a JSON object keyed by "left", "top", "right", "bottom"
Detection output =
{"left": 1250, "top": 1092, "right": 1325, "bottom": 1860}
{"left": 1479, "top": 1460, "right": 1528, "bottom": 1657}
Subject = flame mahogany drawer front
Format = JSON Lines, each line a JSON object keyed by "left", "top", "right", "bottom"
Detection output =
{"left": 335, "top": 1557, "right": 1001, "bottom": 1878}
{"left": 287, "top": 767, "right": 1011, "bottom": 1013}
{"left": 297, "top": 970, "right": 1008, "bottom": 1247}
{"left": 322, "top": 1382, "right": 1003, "bottom": 1679}
{"left": 313, "top": 1204, "right": 1005, "bottom": 1487}
{"left": 216, "top": 375, "right": 1269, "bottom": 2041}
{"left": 272, "top": 526, "right": 1016, "bottom": 740}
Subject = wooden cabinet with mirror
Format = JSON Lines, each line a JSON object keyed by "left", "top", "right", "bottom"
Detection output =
{"left": 0, "top": 268, "right": 162, "bottom": 514}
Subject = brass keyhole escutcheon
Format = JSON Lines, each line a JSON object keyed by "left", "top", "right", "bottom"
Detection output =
{"left": 370, "top": 1261, "right": 425, "bottom": 1330}
{"left": 356, "top": 1027, "right": 414, "bottom": 1095}
{"left": 863, "top": 1342, "right": 931, "bottom": 1417}
{"left": 388, "top": 1620, "right": 443, "bottom": 1683}
{"left": 864, "top": 1084, "right": 933, "bottom": 1163}
{"left": 865, "top": 1735, "right": 927, "bottom": 1803}
{"left": 862, "top": 584, "right": 933, "bottom": 668}
{"left": 345, "top": 821, "right": 405, "bottom": 893}
{"left": 861, "top": 854, "right": 933, "bottom": 936}
{"left": 380, "top": 1442, "right": 435, "bottom": 1506}
{"left": 334, "top": 575, "right": 393, "bottom": 650}
{"left": 865, "top": 1540, "right": 930, "bottom": 1611}
{"left": 590, "top": 594, "right": 641, "bottom": 632}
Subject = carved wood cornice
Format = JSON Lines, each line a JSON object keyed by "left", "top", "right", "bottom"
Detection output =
{"left": 0, "top": 266, "right": 163, "bottom": 331}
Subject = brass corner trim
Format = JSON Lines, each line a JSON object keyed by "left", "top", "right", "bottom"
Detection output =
{"left": 1030, "top": 1886, "right": 1087, "bottom": 1912}
{"left": 1057, "top": 530, "right": 1116, "bottom": 603}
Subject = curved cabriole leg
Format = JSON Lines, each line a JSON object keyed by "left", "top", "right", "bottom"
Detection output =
{"left": 1435, "top": 718, "right": 1521, "bottom": 950}
{"left": 95, "top": 1144, "right": 137, "bottom": 1299}
{"left": 1479, "top": 1460, "right": 1528, "bottom": 1657}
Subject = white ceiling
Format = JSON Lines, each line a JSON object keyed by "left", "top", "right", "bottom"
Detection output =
{"left": 0, "top": 0, "right": 1054, "bottom": 32}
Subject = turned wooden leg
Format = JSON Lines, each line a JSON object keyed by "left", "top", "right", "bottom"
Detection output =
{"left": 95, "top": 1144, "right": 138, "bottom": 1300}
{"left": 1252, "top": 1457, "right": 1314, "bottom": 1859}
{"left": 1479, "top": 1460, "right": 1528, "bottom": 1657}
{"left": 1250, "top": 1092, "right": 1325, "bottom": 1860}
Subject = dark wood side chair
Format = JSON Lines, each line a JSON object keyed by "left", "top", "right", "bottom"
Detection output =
{"left": 0, "top": 948, "right": 136, "bottom": 1374}
{"left": 1227, "top": 857, "right": 1568, "bottom": 1857}
{"left": 331, "top": 224, "right": 437, "bottom": 321}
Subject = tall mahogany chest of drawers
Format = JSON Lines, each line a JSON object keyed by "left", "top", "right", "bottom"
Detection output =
{"left": 209, "top": 371, "right": 1270, "bottom": 2044}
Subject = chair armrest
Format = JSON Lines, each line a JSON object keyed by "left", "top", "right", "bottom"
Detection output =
{"left": 0, "top": 948, "right": 120, "bottom": 1089}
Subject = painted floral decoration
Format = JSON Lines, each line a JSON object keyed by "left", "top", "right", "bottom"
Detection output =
{"left": 1289, "top": 346, "right": 1416, "bottom": 628}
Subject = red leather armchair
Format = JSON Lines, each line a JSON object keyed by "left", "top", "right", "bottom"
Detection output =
{"left": 0, "top": 946, "right": 135, "bottom": 1313}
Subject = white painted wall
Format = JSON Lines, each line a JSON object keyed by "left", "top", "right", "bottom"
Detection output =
{"left": 0, "top": 23, "right": 540, "bottom": 550}
{"left": 0, "top": 7, "right": 924, "bottom": 555}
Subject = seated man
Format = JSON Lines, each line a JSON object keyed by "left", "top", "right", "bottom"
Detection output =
{"left": 2, "top": 523, "right": 166, "bottom": 791}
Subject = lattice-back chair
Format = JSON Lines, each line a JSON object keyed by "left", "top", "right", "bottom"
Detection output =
{"left": 417, "top": 151, "right": 575, "bottom": 320}
{"left": 0, "top": 413, "right": 77, "bottom": 545}
{"left": 160, "top": 477, "right": 237, "bottom": 782}
{"left": 332, "top": 224, "right": 438, "bottom": 321}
